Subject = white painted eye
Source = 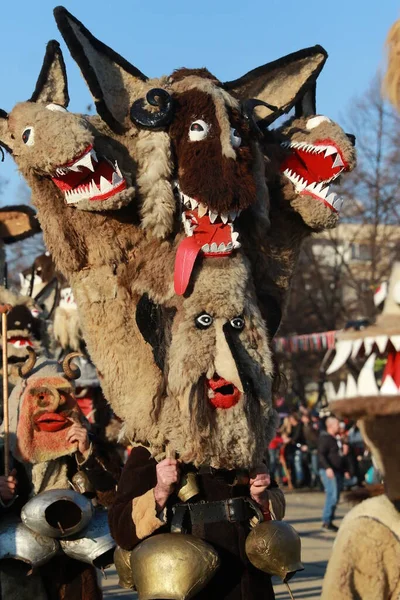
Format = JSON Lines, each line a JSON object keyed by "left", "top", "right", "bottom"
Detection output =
{"left": 46, "top": 103, "right": 68, "bottom": 113}
{"left": 306, "top": 116, "right": 332, "bottom": 130}
{"left": 189, "top": 120, "right": 209, "bottom": 141}
{"left": 22, "top": 127, "right": 34, "bottom": 146}
{"left": 195, "top": 312, "right": 213, "bottom": 329}
{"left": 230, "top": 316, "right": 245, "bottom": 330}
{"left": 230, "top": 127, "right": 241, "bottom": 148}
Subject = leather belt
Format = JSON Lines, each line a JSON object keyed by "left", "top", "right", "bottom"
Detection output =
{"left": 171, "top": 497, "right": 262, "bottom": 533}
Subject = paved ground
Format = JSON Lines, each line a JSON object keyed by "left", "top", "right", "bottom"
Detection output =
{"left": 102, "top": 490, "right": 349, "bottom": 600}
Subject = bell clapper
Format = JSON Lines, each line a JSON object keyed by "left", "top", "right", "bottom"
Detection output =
{"left": 57, "top": 521, "right": 65, "bottom": 535}
{"left": 285, "top": 581, "right": 295, "bottom": 600}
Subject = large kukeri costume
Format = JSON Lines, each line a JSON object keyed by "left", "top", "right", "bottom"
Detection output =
{"left": 322, "top": 264, "right": 400, "bottom": 599}
{"left": 0, "top": 8, "right": 356, "bottom": 598}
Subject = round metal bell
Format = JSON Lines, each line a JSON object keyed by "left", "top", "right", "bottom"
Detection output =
{"left": 0, "top": 517, "right": 60, "bottom": 569}
{"left": 114, "top": 547, "right": 135, "bottom": 590}
{"left": 60, "top": 508, "right": 116, "bottom": 569}
{"left": 21, "top": 489, "right": 93, "bottom": 539}
{"left": 130, "top": 533, "right": 220, "bottom": 600}
{"left": 245, "top": 520, "right": 304, "bottom": 583}
{"left": 177, "top": 472, "right": 200, "bottom": 502}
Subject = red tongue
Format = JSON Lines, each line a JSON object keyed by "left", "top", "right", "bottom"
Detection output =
{"left": 174, "top": 237, "right": 201, "bottom": 296}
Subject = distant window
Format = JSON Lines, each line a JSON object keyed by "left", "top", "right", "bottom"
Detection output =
{"left": 351, "top": 243, "right": 373, "bottom": 261}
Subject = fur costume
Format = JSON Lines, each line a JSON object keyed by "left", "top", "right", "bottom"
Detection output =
{"left": 321, "top": 264, "right": 400, "bottom": 599}
{"left": 0, "top": 352, "right": 120, "bottom": 600}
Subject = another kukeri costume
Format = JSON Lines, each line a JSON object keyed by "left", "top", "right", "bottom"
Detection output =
{"left": 0, "top": 353, "right": 120, "bottom": 600}
{"left": 0, "top": 8, "right": 355, "bottom": 598}
{"left": 322, "top": 264, "right": 400, "bottom": 599}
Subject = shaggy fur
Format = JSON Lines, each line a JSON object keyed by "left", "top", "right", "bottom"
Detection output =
{"left": 131, "top": 488, "right": 164, "bottom": 539}
{"left": 322, "top": 495, "right": 400, "bottom": 599}
{"left": 384, "top": 19, "right": 400, "bottom": 111}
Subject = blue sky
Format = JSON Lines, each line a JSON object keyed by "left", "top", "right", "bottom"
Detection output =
{"left": 0, "top": 0, "right": 399, "bottom": 201}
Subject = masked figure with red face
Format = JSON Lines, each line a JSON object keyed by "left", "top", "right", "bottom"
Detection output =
{"left": 0, "top": 350, "right": 120, "bottom": 600}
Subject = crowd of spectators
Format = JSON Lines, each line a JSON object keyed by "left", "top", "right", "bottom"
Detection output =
{"left": 268, "top": 406, "right": 373, "bottom": 492}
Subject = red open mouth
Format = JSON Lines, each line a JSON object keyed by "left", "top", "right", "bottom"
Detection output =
{"left": 207, "top": 375, "right": 241, "bottom": 409}
{"left": 174, "top": 183, "right": 241, "bottom": 295}
{"left": 8, "top": 337, "right": 34, "bottom": 349}
{"left": 51, "top": 144, "right": 127, "bottom": 205}
{"left": 34, "top": 412, "right": 69, "bottom": 433}
{"left": 280, "top": 138, "right": 349, "bottom": 212}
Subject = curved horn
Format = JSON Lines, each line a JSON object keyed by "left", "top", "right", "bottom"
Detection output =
{"left": 18, "top": 347, "right": 38, "bottom": 378}
{"left": 241, "top": 99, "right": 283, "bottom": 136}
{"left": 62, "top": 352, "right": 83, "bottom": 381}
{"left": 130, "top": 88, "right": 175, "bottom": 129}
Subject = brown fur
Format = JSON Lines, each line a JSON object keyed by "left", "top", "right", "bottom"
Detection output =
{"left": 384, "top": 19, "right": 400, "bottom": 111}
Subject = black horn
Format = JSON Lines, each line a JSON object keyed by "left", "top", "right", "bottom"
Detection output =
{"left": 130, "top": 88, "right": 175, "bottom": 129}
{"left": 241, "top": 99, "right": 281, "bottom": 136}
{"left": 18, "top": 347, "right": 38, "bottom": 378}
{"left": 62, "top": 352, "right": 83, "bottom": 380}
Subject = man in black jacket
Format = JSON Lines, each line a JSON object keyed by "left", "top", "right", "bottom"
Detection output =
{"left": 318, "top": 417, "right": 348, "bottom": 531}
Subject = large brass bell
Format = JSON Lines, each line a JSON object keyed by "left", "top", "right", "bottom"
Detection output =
{"left": 130, "top": 533, "right": 220, "bottom": 600}
{"left": 245, "top": 521, "right": 304, "bottom": 583}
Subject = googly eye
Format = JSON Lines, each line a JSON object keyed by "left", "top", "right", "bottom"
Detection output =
{"left": 195, "top": 312, "right": 213, "bottom": 329}
{"left": 306, "top": 116, "right": 332, "bottom": 130}
{"left": 189, "top": 120, "right": 209, "bottom": 141}
{"left": 22, "top": 127, "right": 34, "bottom": 146}
{"left": 46, "top": 103, "right": 68, "bottom": 113}
{"left": 230, "top": 127, "right": 241, "bottom": 148}
{"left": 230, "top": 316, "right": 245, "bottom": 331}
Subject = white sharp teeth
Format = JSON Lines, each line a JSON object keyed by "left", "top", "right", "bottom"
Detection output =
{"left": 320, "top": 186, "right": 329, "bottom": 199}
{"left": 90, "top": 180, "right": 99, "bottom": 195}
{"left": 115, "top": 161, "right": 122, "bottom": 178}
{"left": 202, "top": 244, "right": 210, "bottom": 253}
{"left": 357, "top": 353, "right": 379, "bottom": 396}
{"left": 112, "top": 171, "right": 122, "bottom": 186}
{"left": 335, "top": 381, "right": 346, "bottom": 400}
{"left": 69, "top": 164, "right": 82, "bottom": 173}
{"left": 231, "top": 231, "right": 241, "bottom": 249}
{"left": 226, "top": 242, "right": 233, "bottom": 251}
{"left": 346, "top": 374, "right": 358, "bottom": 398}
{"left": 314, "top": 182, "right": 324, "bottom": 194}
{"left": 218, "top": 242, "right": 226, "bottom": 252}
{"left": 305, "top": 182, "right": 317, "bottom": 192}
{"left": 380, "top": 375, "right": 398, "bottom": 395}
{"left": 324, "top": 381, "right": 336, "bottom": 402}
{"left": 229, "top": 210, "right": 237, "bottom": 221}
{"left": 198, "top": 203, "right": 208, "bottom": 218}
{"left": 324, "top": 146, "right": 337, "bottom": 158}
{"left": 73, "top": 150, "right": 96, "bottom": 172}
{"left": 221, "top": 213, "right": 229, "bottom": 225}
{"left": 209, "top": 210, "right": 218, "bottom": 224}
{"left": 326, "top": 192, "right": 337, "bottom": 206}
{"left": 333, "top": 196, "right": 344, "bottom": 212}
{"left": 90, "top": 148, "right": 98, "bottom": 164}
{"left": 210, "top": 242, "right": 218, "bottom": 253}
{"left": 190, "top": 198, "right": 198, "bottom": 210}
{"left": 376, "top": 335, "right": 389, "bottom": 354}
{"left": 100, "top": 176, "right": 113, "bottom": 193}
{"left": 326, "top": 340, "right": 353, "bottom": 374}
{"left": 391, "top": 335, "right": 400, "bottom": 351}
{"left": 364, "top": 336, "right": 375, "bottom": 356}
{"left": 297, "top": 178, "right": 307, "bottom": 191}
{"left": 351, "top": 339, "right": 363, "bottom": 359}
{"left": 332, "top": 154, "right": 344, "bottom": 169}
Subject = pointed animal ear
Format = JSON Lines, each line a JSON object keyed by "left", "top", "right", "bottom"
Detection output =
{"left": 30, "top": 40, "right": 69, "bottom": 107}
{"left": 224, "top": 45, "right": 327, "bottom": 125}
{"left": 54, "top": 6, "right": 148, "bottom": 132}
{"left": 0, "top": 206, "right": 41, "bottom": 244}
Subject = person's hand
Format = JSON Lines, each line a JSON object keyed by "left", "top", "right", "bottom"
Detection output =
{"left": 0, "top": 469, "right": 17, "bottom": 502}
{"left": 154, "top": 458, "right": 180, "bottom": 511}
{"left": 250, "top": 465, "right": 271, "bottom": 507}
{"left": 326, "top": 468, "right": 335, "bottom": 479}
{"left": 66, "top": 422, "right": 90, "bottom": 456}
{"left": 301, "top": 445, "right": 308, "bottom": 452}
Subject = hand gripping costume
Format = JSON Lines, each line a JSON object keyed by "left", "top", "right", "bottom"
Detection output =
{"left": 322, "top": 263, "right": 400, "bottom": 599}
{"left": 0, "top": 8, "right": 356, "bottom": 598}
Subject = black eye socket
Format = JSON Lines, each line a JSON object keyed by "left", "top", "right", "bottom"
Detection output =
{"left": 230, "top": 317, "right": 245, "bottom": 330}
{"left": 22, "top": 128, "right": 32, "bottom": 144}
{"left": 190, "top": 123, "right": 204, "bottom": 132}
{"left": 195, "top": 313, "right": 213, "bottom": 329}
